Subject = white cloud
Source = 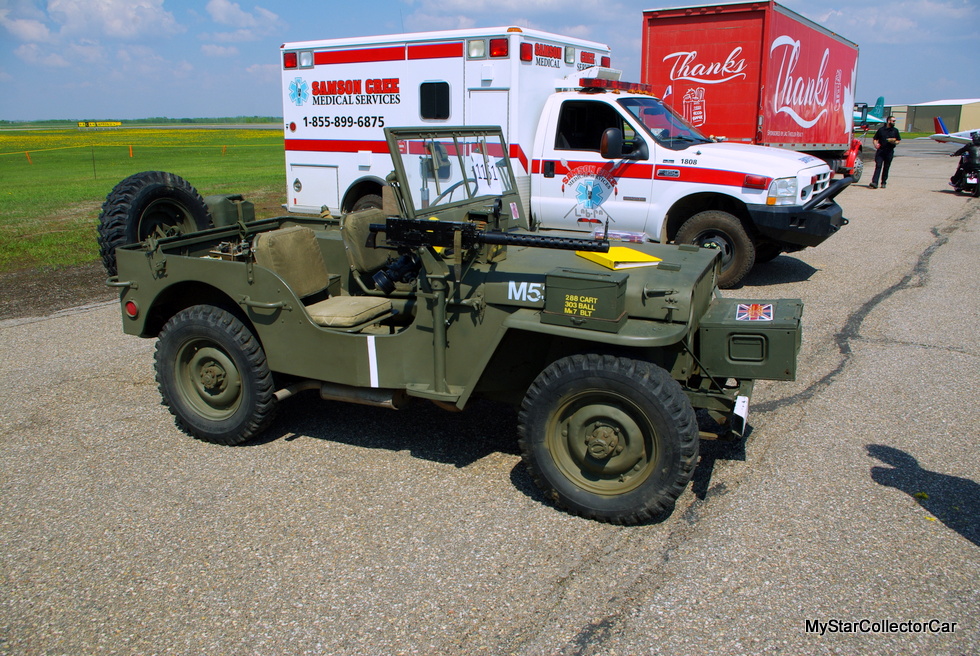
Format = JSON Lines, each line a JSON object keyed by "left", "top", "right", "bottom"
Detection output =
{"left": 245, "top": 62, "right": 279, "bottom": 83}
{"left": 804, "top": 0, "right": 978, "bottom": 45}
{"left": 403, "top": 13, "right": 476, "bottom": 31}
{"left": 202, "top": 44, "right": 239, "bottom": 57}
{"left": 0, "top": 9, "right": 52, "bottom": 42}
{"left": 14, "top": 43, "right": 70, "bottom": 67}
{"left": 207, "top": 0, "right": 259, "bottom": 28}
{"left": 208, "top": 28, "right": 261, "bottom": 43}
{"left": 206, "top": 0, "right": 281, "bottom": 29}
{"left": 47, "top": 0, "right": 182, "bottom": 39}
{"left": 203, "top": 0, "right": 282, "bottom": 42}
{"left": 66, "top": 39, "right": 105, "bottom": 64}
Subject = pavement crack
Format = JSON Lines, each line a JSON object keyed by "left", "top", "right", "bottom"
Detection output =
{"left": 858, "top": 335, "right": 979, "bottom": 358}
{"left": 755, "top": 204, "right": 977, "bottom": 415}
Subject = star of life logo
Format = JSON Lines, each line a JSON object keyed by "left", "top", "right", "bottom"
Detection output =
{"left": 562, "top": 165, "right": 618, "bottom": 221}
{"left": 289, "top": 77, "right": 309, "bottom": 106}
{"left": 576, "top": 179, "right": 605, "bottom": 209}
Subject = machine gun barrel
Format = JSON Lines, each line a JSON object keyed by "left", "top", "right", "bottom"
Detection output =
{"left": 370, "top": 218, "right": 610, "bottom": 253}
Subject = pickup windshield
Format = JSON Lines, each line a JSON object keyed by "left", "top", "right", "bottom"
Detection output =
{"left": 617, "top": 97, "right": 713, "bottom": 150}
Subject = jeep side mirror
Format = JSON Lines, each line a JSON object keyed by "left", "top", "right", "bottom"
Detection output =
{"left": 600, "top": 128, "right": 623, "bottom": 159}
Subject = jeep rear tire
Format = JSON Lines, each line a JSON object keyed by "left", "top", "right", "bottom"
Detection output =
{"left": 156, "top": 305, "right": 277, "bottom": 445}
{"left": 675, "top": 210, "right": 754, "bottom": 288}
{"left": 97, "top": 171, "right": 212, "bottom": 276}
{"left": 518, "top": 354, "right": 699, "bottom": 525}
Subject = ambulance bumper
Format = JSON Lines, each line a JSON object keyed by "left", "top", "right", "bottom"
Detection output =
{"left": 750, "top": 177, "right": 851, "bottom": 248}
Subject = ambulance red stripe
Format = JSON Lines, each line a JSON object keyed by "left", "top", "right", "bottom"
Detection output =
{"left": 313, "top": 42, "right": 464, "bottom": 66}
{"left": 407, "top": 42, "right": 464, "bottom": 59}
{"left": 285, "top": 139, "right": 530, "bottom": 173}
{"left": 285, "top": 139, "right": 390, "bottom": 154}
{"left": 314, "top": 46, "right": 404, "bottom": 65}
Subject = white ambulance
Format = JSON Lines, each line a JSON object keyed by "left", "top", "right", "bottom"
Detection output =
{"left": 280, "top": 26, "right": 850, "bottom": 287}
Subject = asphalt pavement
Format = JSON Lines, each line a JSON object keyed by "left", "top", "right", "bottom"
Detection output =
{"left": 1, "top": 145, "right": 977, "bottom": 655}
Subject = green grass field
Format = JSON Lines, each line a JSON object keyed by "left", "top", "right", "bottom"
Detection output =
{"left": 0, "top": 127, "right": 286, "bottom": 273}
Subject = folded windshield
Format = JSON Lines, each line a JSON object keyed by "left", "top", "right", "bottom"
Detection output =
{"left": 393, "top": 132, "right": 516, "bottom": 212}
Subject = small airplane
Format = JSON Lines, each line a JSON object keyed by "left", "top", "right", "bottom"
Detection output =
{"left": 853, "top": 96, "right": 886, "bottom": 130}
{"left": 929, "top": 116, "right": 978, "bottom": 145}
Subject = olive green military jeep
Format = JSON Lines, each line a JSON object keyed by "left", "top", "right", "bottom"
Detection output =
{"left": 101, "top": 126, "right": 802, "bottom": 524}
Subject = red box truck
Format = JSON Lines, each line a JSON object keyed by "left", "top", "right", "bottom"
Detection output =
{"left": 641, "top": 1, "right": 864, "bottom": 181}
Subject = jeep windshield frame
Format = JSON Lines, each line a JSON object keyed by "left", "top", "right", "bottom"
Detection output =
{"left": 383, "top": 126, "right": 523, "bottom": 225}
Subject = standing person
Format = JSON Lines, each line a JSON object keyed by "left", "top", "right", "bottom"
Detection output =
{"left": 869, "top": 116, "right": 901, "bottom": 189}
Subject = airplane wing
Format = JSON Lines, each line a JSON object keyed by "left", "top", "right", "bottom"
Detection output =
{"left": 930, "top": 132, "right": 973, "bottom": 144}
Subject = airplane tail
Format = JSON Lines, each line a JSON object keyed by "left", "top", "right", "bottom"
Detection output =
{"left": 872, "top": 96, "right": 885, "bottom": 118}
{"left": 934, "top": 116, "right": 950, "bottom": 135}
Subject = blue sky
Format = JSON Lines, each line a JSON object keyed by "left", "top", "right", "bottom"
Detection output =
{"left": 1, "top": 0, "right": 977, "bottom": 121}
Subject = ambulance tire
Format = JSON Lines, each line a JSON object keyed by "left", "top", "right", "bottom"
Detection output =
{"left": 675, "top": 211, "right": 755, "bottom": 288}
{"left": 351, "top": 194, "right": 383, "bottom": 213}
{"left": 97, "top": 171, "right": 212, "bottom": 277}
{"left": 753, "top": 240, "right": 783, "bottom": 264}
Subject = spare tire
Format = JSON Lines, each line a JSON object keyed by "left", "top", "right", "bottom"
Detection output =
{"left": 97, "top": 171, "right": 213, "bottom": 276}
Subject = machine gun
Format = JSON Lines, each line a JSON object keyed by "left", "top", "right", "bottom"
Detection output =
{"left": 367, "top": 218, "right": 611, "bottom": 295}
{"left": 369, "top": 217, "right": 611, "bottom": 253}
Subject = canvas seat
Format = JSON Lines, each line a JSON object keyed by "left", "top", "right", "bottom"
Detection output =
{"left": 252, "top": 225, "right": 391, "bottom": 328}
{"left": 340, "top": 207, "right": 390, "bottom": 274}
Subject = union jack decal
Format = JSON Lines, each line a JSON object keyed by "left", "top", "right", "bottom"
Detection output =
{"left": 735, "top": 303, "right": 774, "bottom": 321}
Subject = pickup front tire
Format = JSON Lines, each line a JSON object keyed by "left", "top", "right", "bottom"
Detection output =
{"left": 518, "top": 354, "right": 699, "bottom": 525}
{"left": 156, "top": 305, "right": 277, "bottom": 445}
{"left": 675, "top": 210, "right": 754, "bottom": 288}
{"left": 97, "top": 171, "right": 213, "bottom": 276}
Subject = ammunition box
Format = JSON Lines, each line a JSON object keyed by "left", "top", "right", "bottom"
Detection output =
{"left": 697, "top": 298, "right": 803, "bottom": 381}
{"left": 541, "top": 267, "right": 628, "bottom": 333}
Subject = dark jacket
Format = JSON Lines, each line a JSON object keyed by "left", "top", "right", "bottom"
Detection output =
{"left": 873, "top": 126, "right": 901, "bottom": 151}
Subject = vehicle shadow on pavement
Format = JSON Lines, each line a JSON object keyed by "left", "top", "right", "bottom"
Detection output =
{"left": 692, "top": 434, "right": 746, "bottom": 502}
{"left": 866, "top": 444, "right": 980, "bottom": 547}
{"left": 260, "top": 393, "right": 522, "bottom": 468}
{"left": 741, "top": 256, "right": 819, "bottom": 287}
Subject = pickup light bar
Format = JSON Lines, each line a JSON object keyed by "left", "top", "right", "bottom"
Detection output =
{"left": 579, "top": 78, "right": 656, "bottom": 95}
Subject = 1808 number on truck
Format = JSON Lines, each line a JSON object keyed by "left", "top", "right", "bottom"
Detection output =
{"left": 303, "top": 116, "right": 386, "bottom": 128}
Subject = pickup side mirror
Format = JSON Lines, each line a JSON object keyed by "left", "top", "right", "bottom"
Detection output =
{"left": 600, "top": 128, "right": 623, "bottom": 159}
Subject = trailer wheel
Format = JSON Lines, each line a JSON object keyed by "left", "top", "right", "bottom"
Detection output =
{"left": 97, "top": 171, "right": 212, "bottom": 276}
{"left": 850, "top": 157, "right": 864, "bottom": 183}
{"left": 518, "top": 354, "right": 699, "bottom": 525}
{"left": 156, "top": 305, "right": 277, "bottom": 446}
{"left": 675, "top": 210, "right": 755, "bottom": 288}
